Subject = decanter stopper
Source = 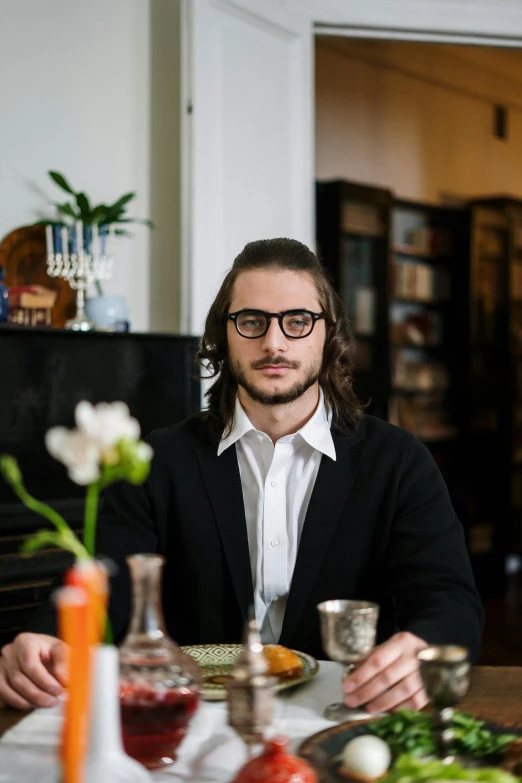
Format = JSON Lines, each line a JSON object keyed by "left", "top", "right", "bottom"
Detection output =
{"left": 227, "top": 614, "right": 275, "bottom": 748}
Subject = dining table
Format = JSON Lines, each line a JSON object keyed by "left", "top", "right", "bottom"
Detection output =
{"left": 0, "top": 664, "right": 521, "bottom": 782}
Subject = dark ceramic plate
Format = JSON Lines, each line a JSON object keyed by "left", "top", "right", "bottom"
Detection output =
{"left": 297, "top": 717, "right": 522, "bottom": 783}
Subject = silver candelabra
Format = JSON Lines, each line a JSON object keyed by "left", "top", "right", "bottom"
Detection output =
{"left": 46, "top": 223, "right": 114, "bottom": 331}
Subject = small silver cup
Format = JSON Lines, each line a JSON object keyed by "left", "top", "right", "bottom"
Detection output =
{"left": 317, "top": 599, "right": 380, "bottom": 722}
{"left": 418, "top": 645, "right": 471, "bottom": 762}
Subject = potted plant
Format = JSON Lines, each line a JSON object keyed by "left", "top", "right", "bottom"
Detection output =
{"left": 37, "top": 171, "right": 154, "bottom": 329}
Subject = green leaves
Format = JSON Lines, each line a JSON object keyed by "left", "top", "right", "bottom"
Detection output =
{"left": 53, "top": 201, "right": 80, "bottom": 220}
{"left": 49, "top": 170, "right": 75, "bottom": 194}
{"left": 75, "top": 192, "right": 91, "bottom": 222}
{"left": 42, "top": 171, "right": 153, "bottom": 232}
{"left": 383, "top": 753, "right": 520, "bottom": 783}
{"left": 368, "top": 710, "right": 517, "bottom": 762}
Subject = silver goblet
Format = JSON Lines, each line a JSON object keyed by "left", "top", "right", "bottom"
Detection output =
{"left": 418, "top": 645, "right": 471, "bottom": 762}
{"left": 317, "top": 599, "right": 380, "bottom": 722}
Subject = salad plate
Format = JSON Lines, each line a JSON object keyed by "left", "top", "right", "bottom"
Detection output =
{"left": 297, "top": 712, "right": 522, "bottom": 783}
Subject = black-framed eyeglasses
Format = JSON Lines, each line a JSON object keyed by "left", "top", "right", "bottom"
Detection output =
{"left": 227, "top": 309, "right": 326, "bottom": 339}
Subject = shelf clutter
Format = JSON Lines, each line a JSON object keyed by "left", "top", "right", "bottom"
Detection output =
{"left": 7, "top": 284, "right": 57, "bottom": 327}
{"left": 317, "top": 180, "right": 522, "bottom": 597}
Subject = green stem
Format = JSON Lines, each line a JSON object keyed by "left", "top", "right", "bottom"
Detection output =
{"left": 11, "top": 481, "right": 71, "bottom": 536}
{"left": 104, "top": 617, "right": 114, "bottom": 645}
{"left": 95, "top": 279, "right": 103, "bottom": 297}
{"left": 83, "top": 481, "right": 100, "bottom": 557}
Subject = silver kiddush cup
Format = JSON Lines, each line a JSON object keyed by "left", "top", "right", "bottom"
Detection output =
{"left": 317, "top": 599, "right": 380, "bottom": 721}
{"left": 418, "top": 645, "right": 471, "bottom": 762}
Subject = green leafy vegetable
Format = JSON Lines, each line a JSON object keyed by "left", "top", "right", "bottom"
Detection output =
{"left": 368, "top": 710, "right": 517, "bottom": 761}
{"left": 382, "top": 753, "right": 520, "bottom": 783}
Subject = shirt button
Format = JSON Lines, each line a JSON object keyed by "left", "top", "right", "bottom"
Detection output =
{"left": 273, "top": 596, "right": 279, "bottom": 602}
{"left": 270, "top": 480, "right": 277, "bottom": 488}
{"left": 256, "top": 434, "right": 264, "bottom": 442}
{"left": 270, "top": 539, "right": 278, "bottom": 547}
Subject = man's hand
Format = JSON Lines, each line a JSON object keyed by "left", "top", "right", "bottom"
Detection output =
{"left": 0, "top": 633, "right": 69, "bottom": 710}
{"left": 343, "top": 631, "right": 428, "bottom": 713}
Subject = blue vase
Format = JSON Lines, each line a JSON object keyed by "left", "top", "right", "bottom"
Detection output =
{"left": 85, "top": 296, "right": 130, "bottom": 331}
{"left": 0, "top": 266, "right": 9, "bottom": 323}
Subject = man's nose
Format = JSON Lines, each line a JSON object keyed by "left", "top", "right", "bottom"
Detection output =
{"left": 260, "top": 317, "right": 287, "bottom": 351}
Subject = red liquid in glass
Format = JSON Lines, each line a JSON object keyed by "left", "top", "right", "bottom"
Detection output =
{"left": 120, "top": 684, "right": 200, "bottom": 769}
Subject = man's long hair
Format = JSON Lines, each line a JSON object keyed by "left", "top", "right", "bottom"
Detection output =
{"left": 197, "top": 237, "right": 365, "bottom": 440}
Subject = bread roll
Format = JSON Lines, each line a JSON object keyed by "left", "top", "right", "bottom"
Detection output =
{"left": 263, "top": 644, "right": 303, "bottom": 679}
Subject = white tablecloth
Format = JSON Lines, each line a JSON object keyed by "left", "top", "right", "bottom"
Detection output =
{"left": 0, "top": 661, "right": 343, "bottom": 783}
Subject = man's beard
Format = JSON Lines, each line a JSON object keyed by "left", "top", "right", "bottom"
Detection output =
{"left": 230, "top": 356, "right": 322, "bottom": 406}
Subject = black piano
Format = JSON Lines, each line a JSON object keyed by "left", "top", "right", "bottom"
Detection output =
{"left": 0, "top": 326, "right": 201, "bottom": 646}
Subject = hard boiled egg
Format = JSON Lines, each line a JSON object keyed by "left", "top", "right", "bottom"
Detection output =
{"left": 341, "top": 735, "right": 392, "bottom": 781}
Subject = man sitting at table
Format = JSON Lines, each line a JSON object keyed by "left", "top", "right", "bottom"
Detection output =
{"left": 0, "top": 237, "right": 483, "bottom": 713}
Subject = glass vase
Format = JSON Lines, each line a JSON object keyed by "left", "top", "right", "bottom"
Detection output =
{"left": 118, "top": 554, "right": 201, "bottom": 769}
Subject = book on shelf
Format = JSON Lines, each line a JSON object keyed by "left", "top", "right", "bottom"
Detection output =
{"left": 388, "top": 392, "right": 457, "bottom": 441}
{"left": 7, "top": 285, "right": 57, "bottom": 328}
{"left": 392, "top": 351, "right": 449, "bottom": 391}
{"left": 342, "top": 202, "right": 384, "bottom": 237}
{"left": 512, "top": 262, "right": 522, "bottom": 301}
{"left": 391, "top": 308, "right": 442, "bottom": 347}
{"left": 9, "top": 285, "right": 57, "bottom": 309}
{"left": 400, "top": 226, "right": 454, "bottom": 256}
{"left": 8, "top": 307, "right": 53, "bottom": 327}
{"left": 392, "top": 261, "right": 450, "bottom": 302}
{"left": 341, "top": 238, "right": 376, "bottom": 335}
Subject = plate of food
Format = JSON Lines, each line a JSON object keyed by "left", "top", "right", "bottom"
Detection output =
{"left": 297, "top": 709, "right": 522, "bottom": 783}
{"left": 181, "top": 643, "right": 319, "bottom": 701}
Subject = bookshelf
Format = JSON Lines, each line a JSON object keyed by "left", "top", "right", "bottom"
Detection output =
{"left": 317, "top": 182, "right": 467, "bottom": 437}
{"left": 316, "top": 181, "right": 472, "bottom": 579}
{"left": 467, "top": 198, "right": 522, "bottom": 593}
{"left": 316, "top": 180, "right": 393, "bottom": 419}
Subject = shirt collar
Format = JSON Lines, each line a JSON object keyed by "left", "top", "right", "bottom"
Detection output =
{"left": 217, "top": 388, "right": 336, "bottom": 461}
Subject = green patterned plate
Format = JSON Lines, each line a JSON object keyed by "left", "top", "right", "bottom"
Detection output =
{"left": 181, "top": 643, "right": 319, "bottom": 701}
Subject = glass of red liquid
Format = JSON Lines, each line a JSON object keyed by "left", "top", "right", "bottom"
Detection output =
{"left": 118, "top": 555, "right": 202, "bottom": 769}
{"left": 120, "top": 683, "right": 200, "bottom": 768}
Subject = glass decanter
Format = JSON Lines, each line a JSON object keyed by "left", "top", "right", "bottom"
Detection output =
{"left": 118, "top": 554, "right": 201, "bottom": 769}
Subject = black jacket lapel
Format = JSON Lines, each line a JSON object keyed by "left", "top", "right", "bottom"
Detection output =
{"left": 194, "top": 444, "right": 254, "bottom": 622}
{"left": 279, "top": 427, "right": 365, "bottom": 645}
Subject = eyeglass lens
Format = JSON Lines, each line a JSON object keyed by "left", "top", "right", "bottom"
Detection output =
{"left": 235, "top": 310, "right": 315, "bottom": 338}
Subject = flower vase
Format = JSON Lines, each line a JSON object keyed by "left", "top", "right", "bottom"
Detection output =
{"left": 85, "top": 645, "right": 151, "bottom": 783}
{"left": 118, "top": 554, "right": 201, "bottom": 769}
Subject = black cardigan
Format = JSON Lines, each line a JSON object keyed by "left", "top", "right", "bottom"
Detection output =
{"left": 27, "top": 413, "right": 483, "bottom": 661}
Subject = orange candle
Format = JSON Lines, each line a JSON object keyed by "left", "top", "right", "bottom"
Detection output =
{"left": 57, "top": 585, "right": 90, "bottom": 783}
{"left": 66, "top": 560, "right": 108, "bottom": 646}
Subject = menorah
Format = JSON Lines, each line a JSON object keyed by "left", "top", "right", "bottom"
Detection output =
{"left": 46, "top": 222, "right": 114, "bottom": 331}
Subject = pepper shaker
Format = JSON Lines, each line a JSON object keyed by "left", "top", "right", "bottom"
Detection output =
{"left": 227, "top": 614, "right": 275, "bottom": 750}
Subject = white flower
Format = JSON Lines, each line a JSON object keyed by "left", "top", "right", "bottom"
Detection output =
{"left": 45, "top": 427, "right": 101, "bottom": 485}
{"left": 75, "top": 401, "right": 140, "bottom": 448}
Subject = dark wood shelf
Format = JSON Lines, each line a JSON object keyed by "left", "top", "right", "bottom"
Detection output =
{"left": 392, "top": 297, "right": 450, "bottom": 308}
{"left": 392, "top": 387, "right": 450, "bottom": 395}
{"left": 393, "top": 243, "right": 450, "bottom": 262}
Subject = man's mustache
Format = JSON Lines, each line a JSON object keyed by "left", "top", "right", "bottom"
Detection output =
{"left": 250, "top": 356, "right": 300, "bottom": 370}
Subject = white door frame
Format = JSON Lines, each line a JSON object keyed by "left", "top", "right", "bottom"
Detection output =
{"left": 181, "top": 0, "right": 522, "bottom": 335}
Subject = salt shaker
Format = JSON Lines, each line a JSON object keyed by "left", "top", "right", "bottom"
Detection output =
{"left": 227, "top": 615, "right": 275, "bottom": 749}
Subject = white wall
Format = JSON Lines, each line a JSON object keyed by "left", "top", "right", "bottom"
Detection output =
{"left": 0, "top": 0, "right": 151, "bottom": 332}
{"left": 315, "top": 39, "right": 522, "bottom": 203}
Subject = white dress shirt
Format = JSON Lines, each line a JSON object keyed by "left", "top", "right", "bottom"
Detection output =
{"left": 217, "top": 390, "right": 336, "bottom": 643}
